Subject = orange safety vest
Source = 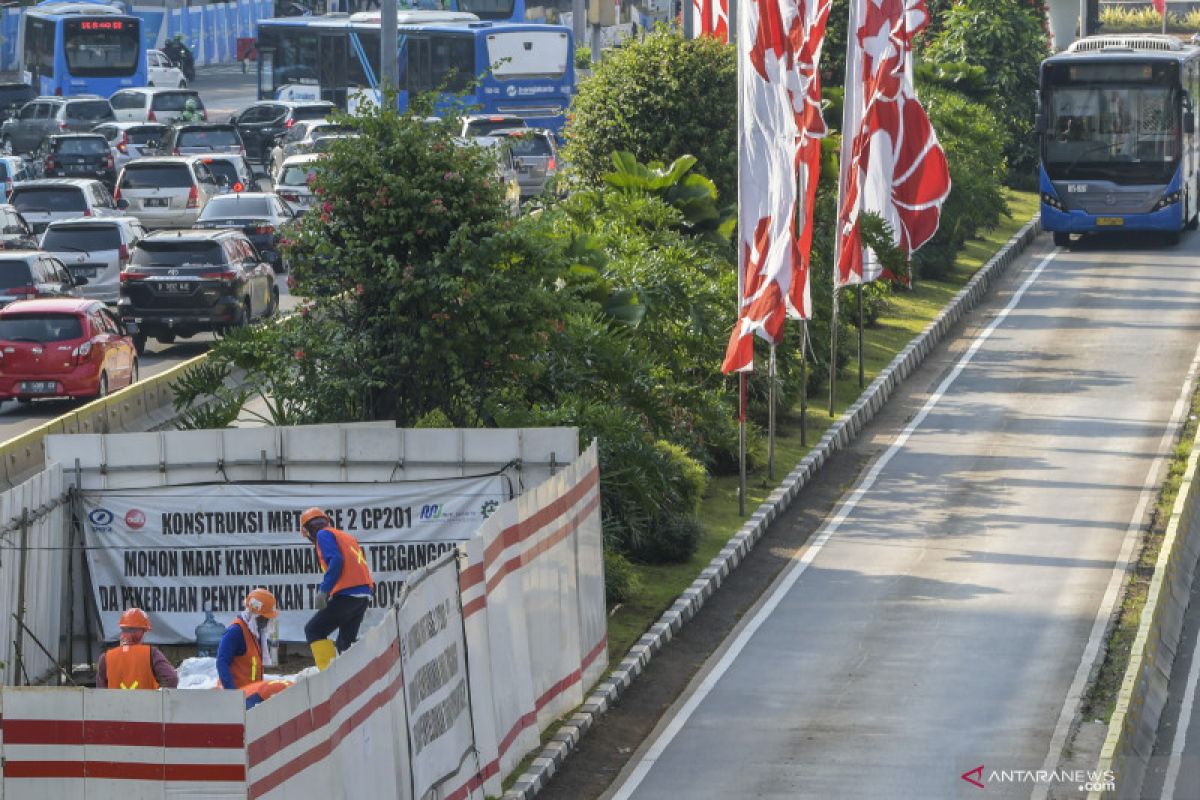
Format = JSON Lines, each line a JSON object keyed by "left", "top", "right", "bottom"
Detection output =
{"left": 222, "top": 617, "right": 262, "bottom": 689}
{"left": 241, "top": 679, "right": 291, "bottom": 702}
{"left": 105, "top": 643, "right": 159, "bottom": 690}
{"left": 316, "top": 526, "right": 374, "bottom": 597}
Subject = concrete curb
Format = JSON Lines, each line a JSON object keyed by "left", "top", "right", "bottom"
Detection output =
{"left": 500, "top": 215, "right": 1045, "bottom": 800}
{"left": 1092, "top": 377, "right": 1200, "bottom": 797}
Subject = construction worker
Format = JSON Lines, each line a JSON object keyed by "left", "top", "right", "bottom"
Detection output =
{"left": 241, "top": 678, "right": 292, "bottom": 710}
{"left": 216, "top": 588, "right": 278, "bottom": 690}
{"left": 96, "top": 607, "right": 179, "bottom": 690}
{"left": 299, "top": 507, "right": 374, "bottom": 671}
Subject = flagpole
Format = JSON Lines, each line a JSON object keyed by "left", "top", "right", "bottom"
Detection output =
{"left": 800, "top": 321, "right": 808, "bottom": 447}
{"left": 738, "top": 372, "right": 746, "bottom": 516}
{"left": 829, "top": 286, "right": 838, "bottom": 415}
{"left": 768, "top": 344, "right": 776, "bottom": 480}
{"left": 1163, "top": 1, "right": 1168, "bottom": 35}
{"left": 857, "top": 283, "right": 865, "bottom": 389}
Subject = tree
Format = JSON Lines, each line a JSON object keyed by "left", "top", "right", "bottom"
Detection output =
{"left": 562, "top": 27, "right": 737, "bottom": 204}
{"left": 924, "top": 0, "right": 1049, "bottom": 185}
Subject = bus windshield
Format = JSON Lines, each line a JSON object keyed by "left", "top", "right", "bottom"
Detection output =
{"left": 1043, "top": 83, "right": 1180, "bottom": 184}
{"left": 457, "top": 0, "right": 518, "bottom": 21}
{"left": 62, "top": 18, "right": 140, "bottom": 77}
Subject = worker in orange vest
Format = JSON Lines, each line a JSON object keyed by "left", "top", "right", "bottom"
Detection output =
{"left": 96, "top": 607, "right": 179, "bottom": 690}
{"left": 216, "top": 588, "right": 278, "bottom": 690}
{"left": 241, "top": 678, "right": 292, "bottom": 710}
{"left": 300, "top": 507, "right": 374, "bottom": 671}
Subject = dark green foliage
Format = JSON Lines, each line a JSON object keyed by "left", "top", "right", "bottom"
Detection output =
{"left": 634, "top": 513, "right": 704, "bottom": 564}
{"left": 563, "top": 28, "right": 737, "bottom": 203}
{"left": 924, "top": 0, "right": 1049, "bottom": 185}
{"left": 604, "top": 549, "right": 640, "bottom": 605}
{"left": 911, "top": 84, "right": 1010, "bottom": 279}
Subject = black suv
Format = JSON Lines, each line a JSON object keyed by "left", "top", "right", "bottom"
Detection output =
{"left": 118, "top": 229, "right": 278, "bottom": 352}
{"left": 40, "top": 134, "right": 116, "bottom": 186}
{"left": 229, "top": 100, "right": 335, "bottom": 164}
{"left": 159, "top": 123, "right": 245, "bottom": 156}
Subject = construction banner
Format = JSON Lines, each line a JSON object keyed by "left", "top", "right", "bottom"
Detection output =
{"left": 81, "top": 476, "right": 509, "bottom": 643}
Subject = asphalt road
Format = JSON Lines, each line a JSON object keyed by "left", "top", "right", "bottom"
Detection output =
{"left": 595, "top": 231, "right": 1200, "bottom": 800}
{"left": 189, "top": 63, "right": 260, "bottom": 122}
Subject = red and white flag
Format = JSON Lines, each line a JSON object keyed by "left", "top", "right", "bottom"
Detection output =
{"left": 1153, "top": 0, "right": 1166, "bottom": 15}
{"left": 690, "top": 0, "right": 730, "bottom": 41}
{"left": 834, "top": 0, "right": 950, "bottom": 287}
{"left": 722, "top": 0, "right": 832, "bottom": 373}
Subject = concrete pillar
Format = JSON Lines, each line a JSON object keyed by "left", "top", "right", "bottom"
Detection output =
{"left": 1046, "top": 0, "right": 1080, "bottom": 52}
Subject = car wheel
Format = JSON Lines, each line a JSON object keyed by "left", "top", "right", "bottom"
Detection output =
{"left": 132, "top": 333, "right": 146, "bottom": 355}
{"left": 156, "top": 333, "right": 176, "bottom": 345}
{"left": 96, "top": 372, "right": 109, "bottom": 399}
{"left": 130, "top": 359, "right": 139, "bottom": 385}
{"left": 16, "top": 397, "right": 32, "bottom": 405}
{"left": 266, "top": 286, "right": 280, "bottom": 317}
{"left": 178, "top": 80, "right": 187, "bottom": 89}
{"left": 241, "top": 298, "right": 253, "bottom": 326}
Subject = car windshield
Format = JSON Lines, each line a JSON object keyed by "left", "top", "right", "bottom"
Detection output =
{"left": 120, "top": 164, "right": 192, "bottom": 189}
{"left": 0, "top": 261, "right": 34, "bottom": 289}
{"left": 293, "top": 105, "right": 332, "bottom": 121}
{"left": 10, "top": 188, "right": 86, "bottom": 213}
{"left": 151, "top": 93, "right": 202, "bottom": 112}
{"left": 199, "top": 196, "right": 270, "bottom": 219}
{"left": 65, "top": 101, "right": 114, "bottom": 122}
{"left": 280, "top": 165, "right": 316, "bottom": 186}
{"left": 127, "top": 127, "right": 165, "bottom": 144}
{"left": 505, "top": 134, "right": 553, "bottom": 157}
{"left": 311, "top": 134, "right": 358, "bottom": 152}
{"left": 204, "top": 160, "right": 241, "bottom": 187}
{"left": 55, "top": 138, "right": 109, "bottom": 155}
{"left": 0, "top": 313, "right": 83, "bottom": 341}
{"left": 42, "top": 224, "right": 121, "bottom": 252}
{"left": 466, "top": 118, "right": 526, "bottom": 137}
{"left": 131, "top": 241, "right": 224, "bottom": 267}
{"left": 178, "top": 128, "right": 239, "bottom": 148}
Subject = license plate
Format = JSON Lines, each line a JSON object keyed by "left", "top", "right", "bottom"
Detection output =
{"left": 144, "top": 198, "right": 168, "bottom": 208}
{"left": 72, "top": 266, "right": 98, "bottom": 278}
{"left": 1096, "top": 217, "right": 1124, "bottom": 226}
{"left": 19, "top": 381, "right": 57, "bottom": 394}
{"left": 157, "top": 281, "right": 192, "bottom": 293}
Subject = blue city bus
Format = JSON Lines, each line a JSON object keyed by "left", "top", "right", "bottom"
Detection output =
{"left": 378, "top": 0, "right": 531, "bottom": 22}
{"left": 21, "top": 1, "right": 147, "bottom": 97}
{"left": 255, "top": 11, "right": 574, "bottom": 132}
{"left": 1038, "top": 35, "right": 1200, "bottom": 246}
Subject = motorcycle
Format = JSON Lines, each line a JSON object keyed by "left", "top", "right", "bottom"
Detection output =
{"left": 162, "top": 42, "right": 196, "bottom": 83}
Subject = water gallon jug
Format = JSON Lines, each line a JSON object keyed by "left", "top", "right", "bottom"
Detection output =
{"left": 195, "top": 609, "right": 225, "bottom": 658}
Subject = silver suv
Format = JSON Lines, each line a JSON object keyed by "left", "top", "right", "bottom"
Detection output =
{"left": 39, "top": 216, "right": 146, "bottom": 303}
{"left": 0, "top": 97, "right": 115, "bottom": 155}
{"left": 8, "top": 179, "right": 120, "bottom": 234}
{"left": 113, "top": 156, "right": 221, "bottom": 229}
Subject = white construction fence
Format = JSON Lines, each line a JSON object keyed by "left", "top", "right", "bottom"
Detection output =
{"left": 0, "top": 424, "right": 606, "bottom": 799}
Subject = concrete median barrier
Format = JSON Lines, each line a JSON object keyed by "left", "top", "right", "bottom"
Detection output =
{"left": 0, "top": 354, "right": 210, "bottom": 489}
{"left": 1093, "top": 417, "right": 1200, "bottom": 799}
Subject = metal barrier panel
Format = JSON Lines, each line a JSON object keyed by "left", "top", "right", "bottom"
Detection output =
{"left": 0, "top": 687, "right": 85, "bottom": 799}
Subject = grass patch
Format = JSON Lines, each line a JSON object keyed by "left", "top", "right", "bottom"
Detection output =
{"left": 604, "top": 189, "right": 1040, "bottom": 662}
{"left": 1083, "top": 385, "right": 1200, "bottom": 722}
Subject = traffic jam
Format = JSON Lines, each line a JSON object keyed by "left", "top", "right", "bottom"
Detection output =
{"left": 0, "top": 73, "right": 326, "bottom": 405}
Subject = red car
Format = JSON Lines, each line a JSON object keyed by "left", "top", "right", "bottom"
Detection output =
{"left": 0, "top": 298, "right": 137, "bottom": 402}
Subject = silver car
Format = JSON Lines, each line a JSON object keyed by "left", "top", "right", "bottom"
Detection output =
{"left": 274, "top": 153, "right": 320, "bottom": 214}
{"left": 268, "top": 120, "right": 354, "bottom": 174}
{"left": 7, "top": 179, "right": 120, "bottom": 234}
{"left": 39, "top": 216, "right": 146, "bottom": 303}
{"left": 487, "top": 127, "right": 559, "bottom": 200}
{"left": 113, "top": 156, "right": 221, "bottom": 229}
{"left": 91, "top": 122, "right": 170, "bottom": 171}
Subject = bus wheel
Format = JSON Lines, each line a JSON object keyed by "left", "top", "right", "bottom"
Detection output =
{"left": 1053, "top": 231, "right": 1071, "bottom": 248}
{"left": 1188, "top": 214, "right": 1199, "bottom": 231}
{"left": 1166, "top": 230, "right": 1182, "bottom": 246}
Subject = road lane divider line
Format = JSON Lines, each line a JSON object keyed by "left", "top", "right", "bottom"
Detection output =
{"left": 605, "top": 245, "right": 1059, "bottom": 800}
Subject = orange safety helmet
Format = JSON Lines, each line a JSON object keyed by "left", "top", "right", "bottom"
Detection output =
{"left": 118, "top": 607, "right": 152, "bottom": 630}
{"left": 245, "top": 588, "right": 279, "bottom": 619}
{"left": 299, "top": 507, "right": 329, "bottom": 535}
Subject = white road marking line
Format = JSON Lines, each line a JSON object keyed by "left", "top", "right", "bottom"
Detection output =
{"left": 1032, "top": 334, "right": 1200, "bottom": 800}
{"left": 608, "top": 247, "right": 1060, "bottom": 800}
{"left": 1164, "top": 600, "right": 1200, "bottom": 800}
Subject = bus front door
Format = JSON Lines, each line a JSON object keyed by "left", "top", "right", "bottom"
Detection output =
{"left": 319, "top": 33, "right": 348, "bottom": 110}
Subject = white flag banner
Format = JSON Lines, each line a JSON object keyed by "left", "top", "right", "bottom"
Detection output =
{"left": 834, "top": 0, "right": 950, "bottom": 287}
{"left": 689, "top": 0, "right": 729, "bottom": 40}
{"left": 399, "top": 551, "right": 476, "bottom": 799}
{"left": 723, "top": 0, "right": 831, "bottom": 373}
{"left": 82, "top": 476, "right": 509, "bottom": 642}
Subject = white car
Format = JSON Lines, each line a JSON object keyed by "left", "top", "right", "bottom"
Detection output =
{"left": 108, "top": 88, "right": 206, "bottom": 124}
{"left": 39, "top": 216, "right": 147, "bottom": 303}
{"left": 7, "top": 179, "right": 121, "bottom": 234}
{"left": 113, "top": 156, "right": 221, "bottom": 229}
{"left": 146, "top": 50, "right": 187, "bottom": 89}
{"left": 274, "top": 153, "right": 320, "bottom": 214}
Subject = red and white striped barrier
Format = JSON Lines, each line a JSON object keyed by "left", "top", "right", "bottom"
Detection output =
{"left": 0, "top": 685, "right": 245, "bottom": 799}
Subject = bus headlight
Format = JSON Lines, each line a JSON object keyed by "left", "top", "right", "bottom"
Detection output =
{"left": 1154, "top": 191, "right": 1182, "bottom": 211}
{"left": 1041, "top": 192, "right": 1064, "bottom": 211}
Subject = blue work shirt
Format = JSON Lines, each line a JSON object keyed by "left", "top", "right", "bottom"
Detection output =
{"left": 215, "top": 623, "right": 246, "bottom": 690}
{"left": 316, "top": 527, "right": 372, "bottom": 599}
